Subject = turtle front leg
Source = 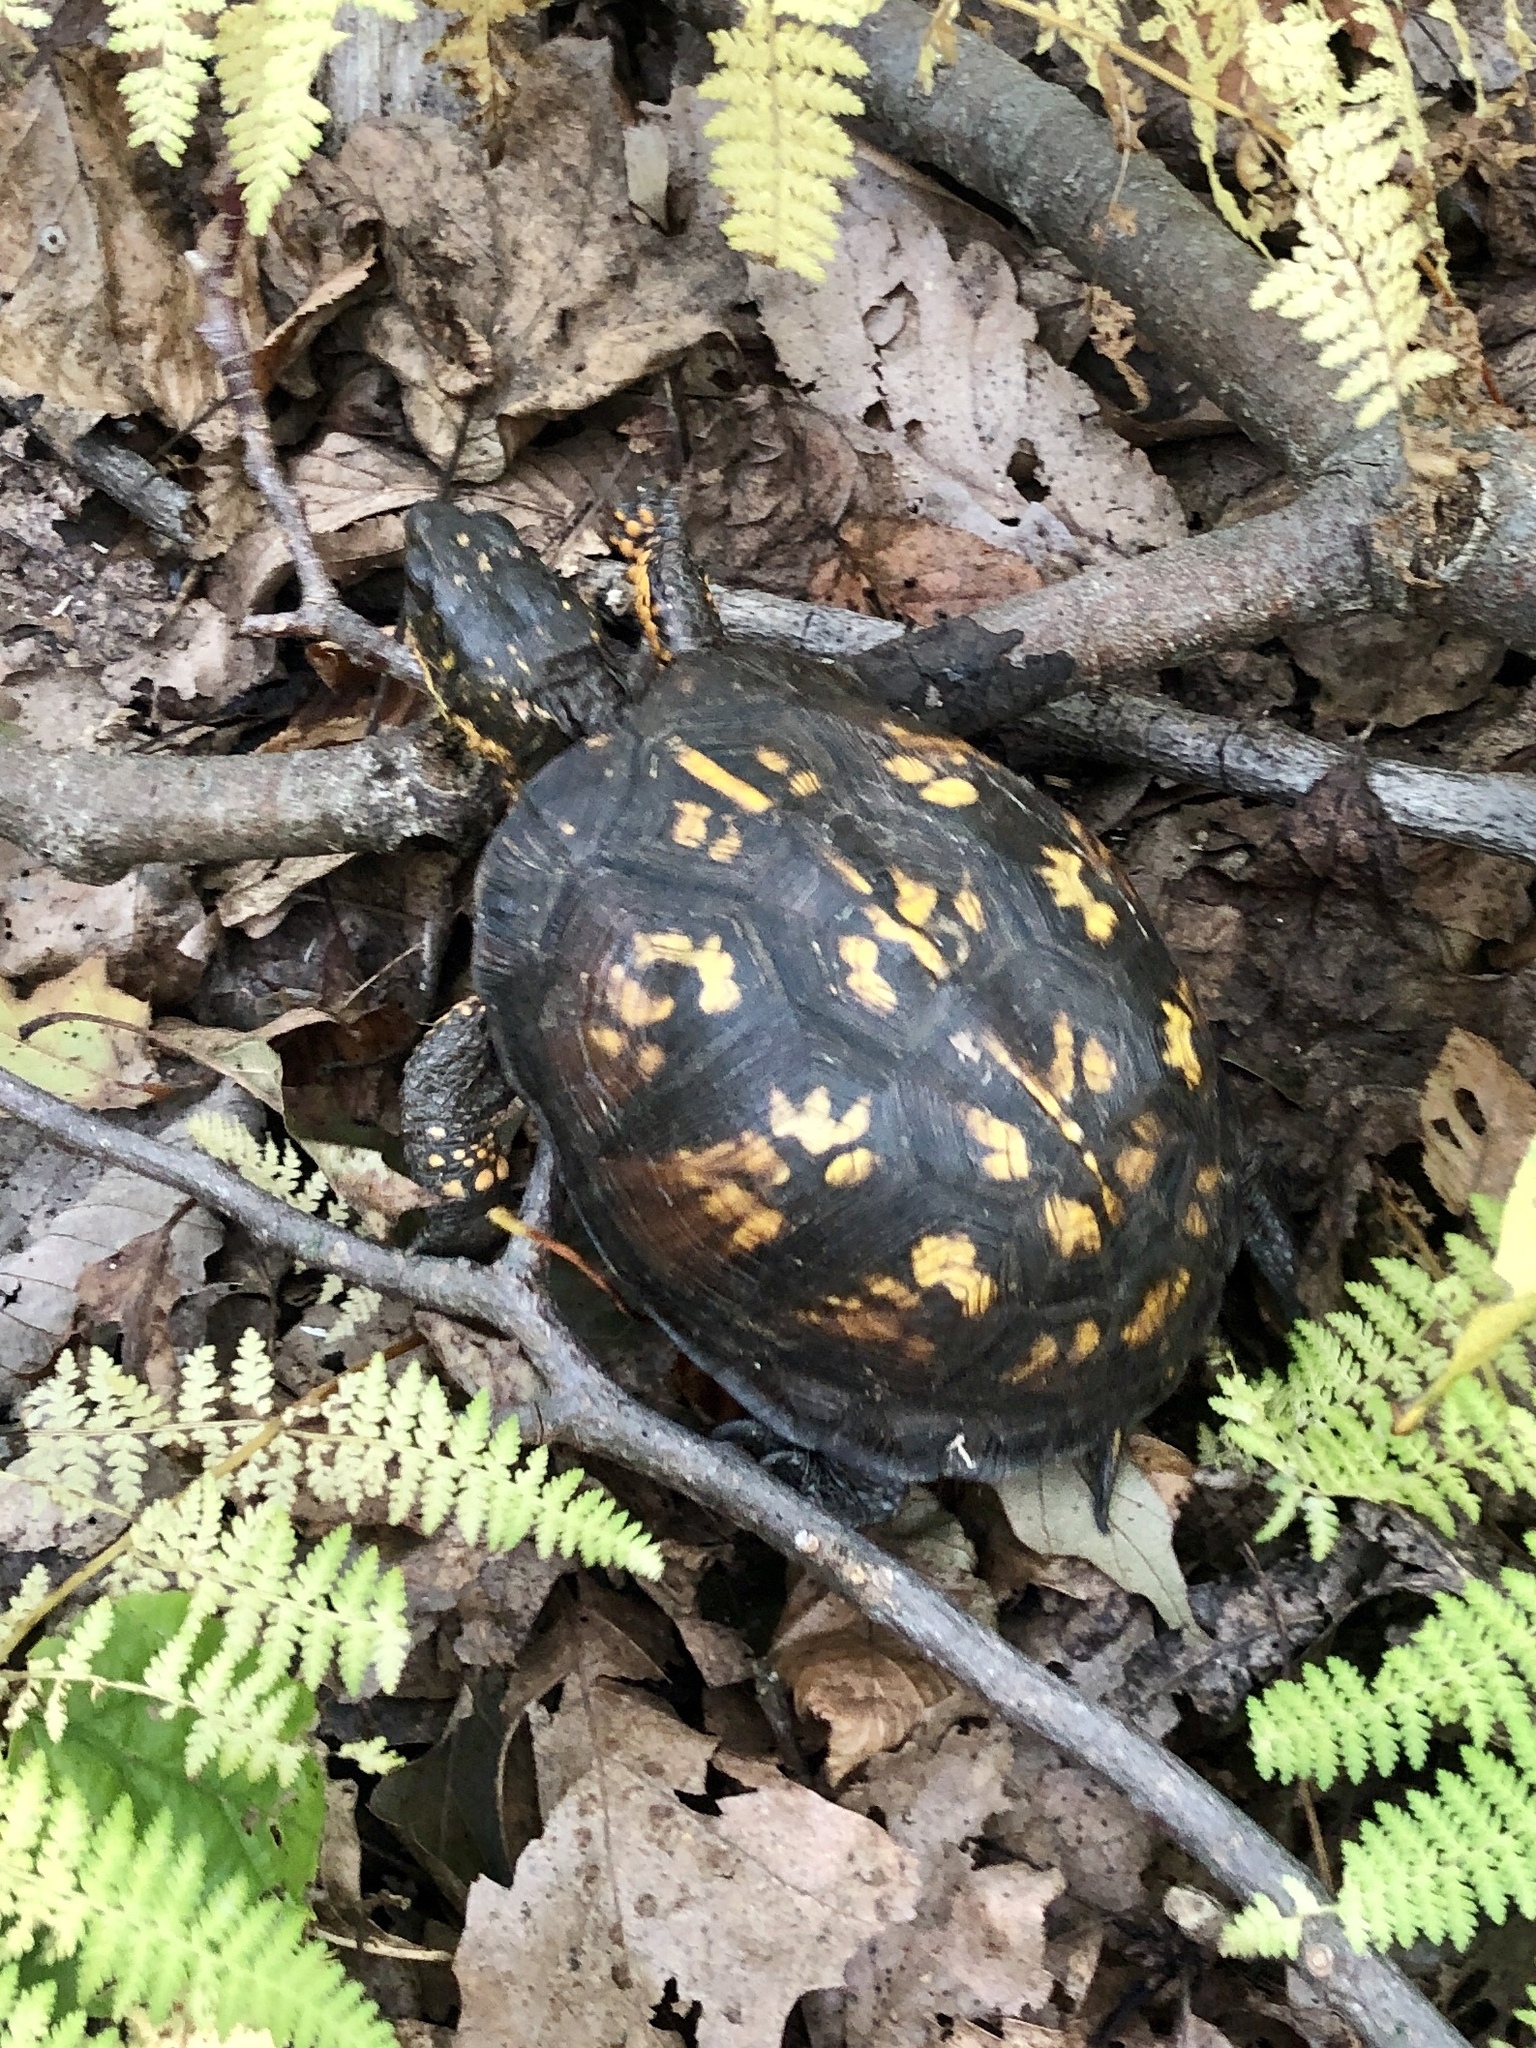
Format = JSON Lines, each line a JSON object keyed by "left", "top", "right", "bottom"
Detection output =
{"left": 401, "top": 996, "right": 525, "bottom": 1253}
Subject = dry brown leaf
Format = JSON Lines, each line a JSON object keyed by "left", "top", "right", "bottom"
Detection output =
{"left": 210, "top": 853, "right": 357, "bottom": 937}
{"left": 99, "top": 598, "right": 270, "bottom": 718}
{"left": 1283, "top": 614, "right": 1505, "bottom": 735}
{"left": 1420, "top": 1026, "right": 1536, "bottom": 1211}
{"left": 810, "top": 514, "right": 1045, "bottom": 625}
{"left": 456, "top": 1687, "right": 921, "bottom": 2048}
{"left": 644, "top": 1538, "right": 756, "bottom": 1688}
{"left": 0, "top": 1087, "right": 231, "bottom": 1389}
{"left": 150, "top": 1010, "right": 331, "bottom": 1115}
{"left": 772, "top": 1490, "right": 996, "bottom": 1783}
{"left": 742, "top": 146, "right": 1185, "bottom": 565}
{"left": 298, "top": 46, "right": 743, "bottom": 481}
{"left": 75, "top": 1210, "right": 188, "bottom": 1391}
{"left": 0, "top": 862, "right": 204, "bottom": 1003}
{"left": 302, "top": 1139, "right": 428, "bottom": 1236}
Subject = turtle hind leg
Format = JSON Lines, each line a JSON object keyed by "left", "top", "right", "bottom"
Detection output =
{"left": 712, "top": 1419, "right": 908, "bottom": 1527}
{"left": 401, "top": 995, "right": 525, "bottom": 1254}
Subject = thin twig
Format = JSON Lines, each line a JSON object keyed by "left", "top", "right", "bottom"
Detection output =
{"left": 0, "top": 1065, "right": 1467, "bottom": 2048}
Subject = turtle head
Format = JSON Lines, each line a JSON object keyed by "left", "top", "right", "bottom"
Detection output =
{"left": 402, "top": 504, "right": 626, "bottom": 778}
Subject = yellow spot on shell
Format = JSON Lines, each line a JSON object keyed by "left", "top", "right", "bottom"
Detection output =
{"left": 708, "top": 820, "right": 742, "bottom": 863}
{"left": 864, "top": 904, "right": 949, "bottom": 980}
{"left": 879, "top": 721, "right": 973, "bottom": 762}
{"left": 921, "top": 777, "right": 979, "bottom": 808}
{"left": 1042, "top": 1195, "right": 1102, "bottom": 1258}
{"left": 1070, "top": 1319, "right": 1100, "bottom": 1361}
{"left": 954, "top": 887, "right": 985, "bottom": 932}
{"left": 963, "top": 1107, "right": 1031, "bottom": 1181}
{"left": 1196, "top": 1163, "right": 1225, "bottom": 1194}
{"left": 1183, "top": 1201, "right": 1209, "bottom": 1238}
{"left": 1081, "top": 1038, "right": 1116, "bottom": 1094}
{"left": 756, "top": 747, "right": 791, "bottom": 773}
{"left": 1122, "top": 1269, "right": 1192, "bottom": 1346}
{"left": 884, "top": 754, "right": 935, "bottom": 785}
{"left": 1038, "top": 848, "right": 1119, "bottom": 943}
{"left": 769, "top": 1086, "right": 872, "bottom": 1154}
{"left": 637, "top": 1044, "right": 666, "bottom": 1079}
{"left": 606, "top": 965, "right": 675, "bottom": 1029}
{"left": 671, "top": 801, "right": 712, "bottom": 849}
{"left": 1047, "top": 1014, "right": 1076, "bottom": 1101}
{"left": 891, "top": 870, "right": 938, "bottom": 926}
{"left": 1115, "top": 1145, "right": 1158, "bottom": 1191}
{"left": 839, "top": 935, "right": 898, "bottom": 1016}
{"left": 588, "top": 1026, "right": 627, "bottom": 1057}
{"left": 911, "top": 1233, "right": 995, "bottom": 1317}
{"left": 825, "top": 1147, "right": 878, "bottom": 1187}
{"left": 668, "top": 1132, "right": 790, "bottom": 1254}
{"left": 672, "top": 745, "right": 773, "bottom": 813}
{"left": 867, "top": 1273, "right": 921, "bottom": 1309}
{"left": 1161, "top": 1002, "right": 1204, "bottom": 1088}
{"left": 1132, "top": 1112, "right": 1163, "bottom": 1144}
{"left": 788, "top": 769, "right": 821, "bottom": 796}
{"left": 634, "top": 931, "right": 742, "bottom": 1014}
{"left": 1005, "top": 1333, "right": 1059, "bottom": 1383}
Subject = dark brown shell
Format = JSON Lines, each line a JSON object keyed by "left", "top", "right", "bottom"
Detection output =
{"left": 472, "top": 640, "right": 1239, "bottom": 1490}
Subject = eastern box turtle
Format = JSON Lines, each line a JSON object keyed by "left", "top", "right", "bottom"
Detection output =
{"left": 399, "top": 493, "right": 1242, "bottom": 1522}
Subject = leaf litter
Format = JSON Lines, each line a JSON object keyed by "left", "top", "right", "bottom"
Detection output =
{"left": 0, "top": 5, "right": 1533, "bottom": 2041}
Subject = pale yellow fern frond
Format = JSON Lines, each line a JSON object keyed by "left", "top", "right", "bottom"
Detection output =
{"left": 431, "top": 0, "right": 546, "bottom": 113}
{"left": 214, "top": 0, "right": 413, "bottom": 234}
{"left": 1245, "top": 7, "right": 1457, "bottom": 430}
{"left": 700, "top": 0, "right": 885, "bottom": 281}
{"left": 1140, "top": 0, "right": 1264, "bottom": 242}
{"left": 105, "top": 0, "right": 222, "bottom": 162}
{"left": 0, "top": 0, "right": 50, "bottom": 28}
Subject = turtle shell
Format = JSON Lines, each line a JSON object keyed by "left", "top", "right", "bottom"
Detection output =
{"left": 472, "top": 638, "right": 1240, "bottom": 1489}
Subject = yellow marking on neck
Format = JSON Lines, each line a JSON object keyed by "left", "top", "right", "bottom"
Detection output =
{"left": 1042, "top": 1195, "right": 1101, "bottom": 1258}
{"left": 1122, "top": 1269, "right": 1192, "bottom": 1346}
{"left": 963, "top": 1107, "right": 1031, "bottom": 1181}
{"left": 839, "top": 935, "right": 898, "bottom": 1015}
{"left": 672, "top": 746, "right": 773, "bottom": 812}
{"left": 769, "top": 1086, "right": 871, "bottom": 1154}
{"left": 863, "top": 904, "right": 949, "bottom": 980}
{"left": 1161, "top": 1002, "right": 1204, "bottom": 1087}
{"left": 825, "top": 1147, "right": 877, "bottom": 1187}
{"left": 921, "top": 778, "right": 979, "bottom": 807}
{"left": 890, "top": 869, "right": 938, "bottom": 926}
{"left": 911, "top": 1233, "right": 995, "bottom": 1317}
{"left": 1038, "top": 847, "right": 1118, "bottom": 943}
{"left": 671, "top": 801, "right": 712, "bottom": 849}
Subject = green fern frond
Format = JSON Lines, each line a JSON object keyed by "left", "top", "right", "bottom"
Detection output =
{"left": 700, "top": 0, "right": 885, "bottom": 281}
{"left": 1244, "top": 5, "right": 1457, "bottom": 429}
{"left": 1211, "top": 1226, "right": 1536, "bottom": 1552}
{"left": 0, "top": 1753, "right": 391, "bottom": 2048}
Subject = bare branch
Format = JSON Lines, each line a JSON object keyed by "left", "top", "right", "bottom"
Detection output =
{"left": 0, "top": 728, "right": 495, "bottom": 884}
{"left": 0, "top": 1064, "right": 1469, "bottom": 2048}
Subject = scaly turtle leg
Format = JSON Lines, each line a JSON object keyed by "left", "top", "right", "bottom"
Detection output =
{"left": 400, "top": 996, "right": 524, "bottom": 1254}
